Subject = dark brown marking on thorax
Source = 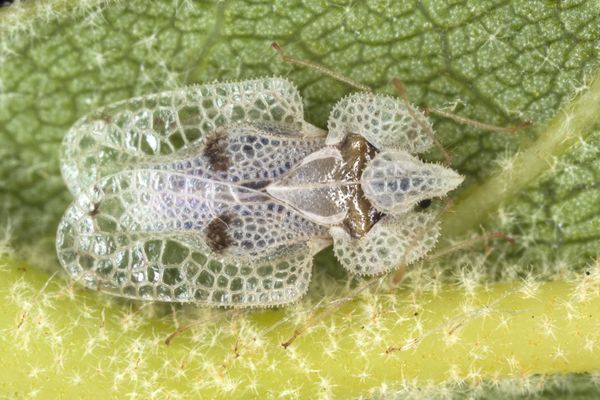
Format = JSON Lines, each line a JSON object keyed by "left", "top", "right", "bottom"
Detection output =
{"left": 203, "top": 129, "right": 231, "bottom": 172}
{"left": 205, "top": 213, "right": 234, "bottom": 253}
{"left": 338, "top": 134, "right": 383, "bottom": 238}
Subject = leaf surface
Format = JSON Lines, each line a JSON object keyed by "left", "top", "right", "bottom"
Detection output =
{"left": 2, "top": 0, "right": 600, "bottom": 398}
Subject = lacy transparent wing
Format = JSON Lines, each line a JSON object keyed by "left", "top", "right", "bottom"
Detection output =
{"left": 330, "top": 212, "right": 440, "bottom": 275}
{"left": 56, "top": 170, "right": 327, "bottom": 306}
{"left": 61, "top": 78, "right": 305, "bottom": 196}
{"left": 326, "top": 93, "right": 434, "bottom": 153}
{"left": 162, "top": 123, "right": 325, "bottom": 189}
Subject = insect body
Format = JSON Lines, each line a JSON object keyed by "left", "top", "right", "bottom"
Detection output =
{"left": 56, "top": 78, "right": 463, "bottom": 307}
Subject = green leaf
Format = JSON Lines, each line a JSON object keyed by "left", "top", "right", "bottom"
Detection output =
{"left": 2, "top": 0, "right": 600, "bottom": 398}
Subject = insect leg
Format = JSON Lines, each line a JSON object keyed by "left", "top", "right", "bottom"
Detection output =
{"left": 281, "top": 276, "right": 380, "bottom": 349}
{"left": 423, "top": 107, "right": 533, "bottom": 134}
{"left": 282, "top": 212, "right": 441, "bottom": 348}
{"left": 271, "top": 42, "right": 371, "bottom": 92}
{"left": 393, "top": 77, "right": 532, "bottom": 135}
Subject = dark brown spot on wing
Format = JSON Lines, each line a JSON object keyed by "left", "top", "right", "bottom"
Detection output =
{"left": 206, "top": 213, "right": 234, "bottom": 253}
{"left": 203, "top": 129, "right": 231, "bottom": 172}
{"left": 89, "top": 202, "right": 101, "bottom": 218}
{"left": 338, "top": 134, "right": 383, "bottom": 238}
{"left": 90, "top": 111, "right": 112, "bottom": 124}
{"left": 152, "top": 115, "right": 176, "bottom": 134}
{"left": 153, "top": 115, "right": 165, "bottom": 129}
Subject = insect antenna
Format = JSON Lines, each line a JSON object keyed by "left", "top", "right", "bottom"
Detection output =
{"left": 271, "top": 42, "right": 372, "bottom": 93}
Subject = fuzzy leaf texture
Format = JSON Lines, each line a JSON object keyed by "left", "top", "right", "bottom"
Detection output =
{"left": 2, "top": 0, "right": 600, "bottom": 398}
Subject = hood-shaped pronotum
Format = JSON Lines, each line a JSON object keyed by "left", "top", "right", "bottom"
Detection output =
{"left": 361, "top": 150, "right": 464, "bottom": 215}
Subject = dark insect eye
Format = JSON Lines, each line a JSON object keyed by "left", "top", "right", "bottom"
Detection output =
{"left": 418, "top": 199, "right": 432, "bottom": 209}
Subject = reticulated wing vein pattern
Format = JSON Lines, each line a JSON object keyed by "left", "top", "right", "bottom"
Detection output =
{"left": 61, "top": 78, "right": 305, "bottom": 196}
{"left": 56, "top": 169, "right": 325, "bottom": 306}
